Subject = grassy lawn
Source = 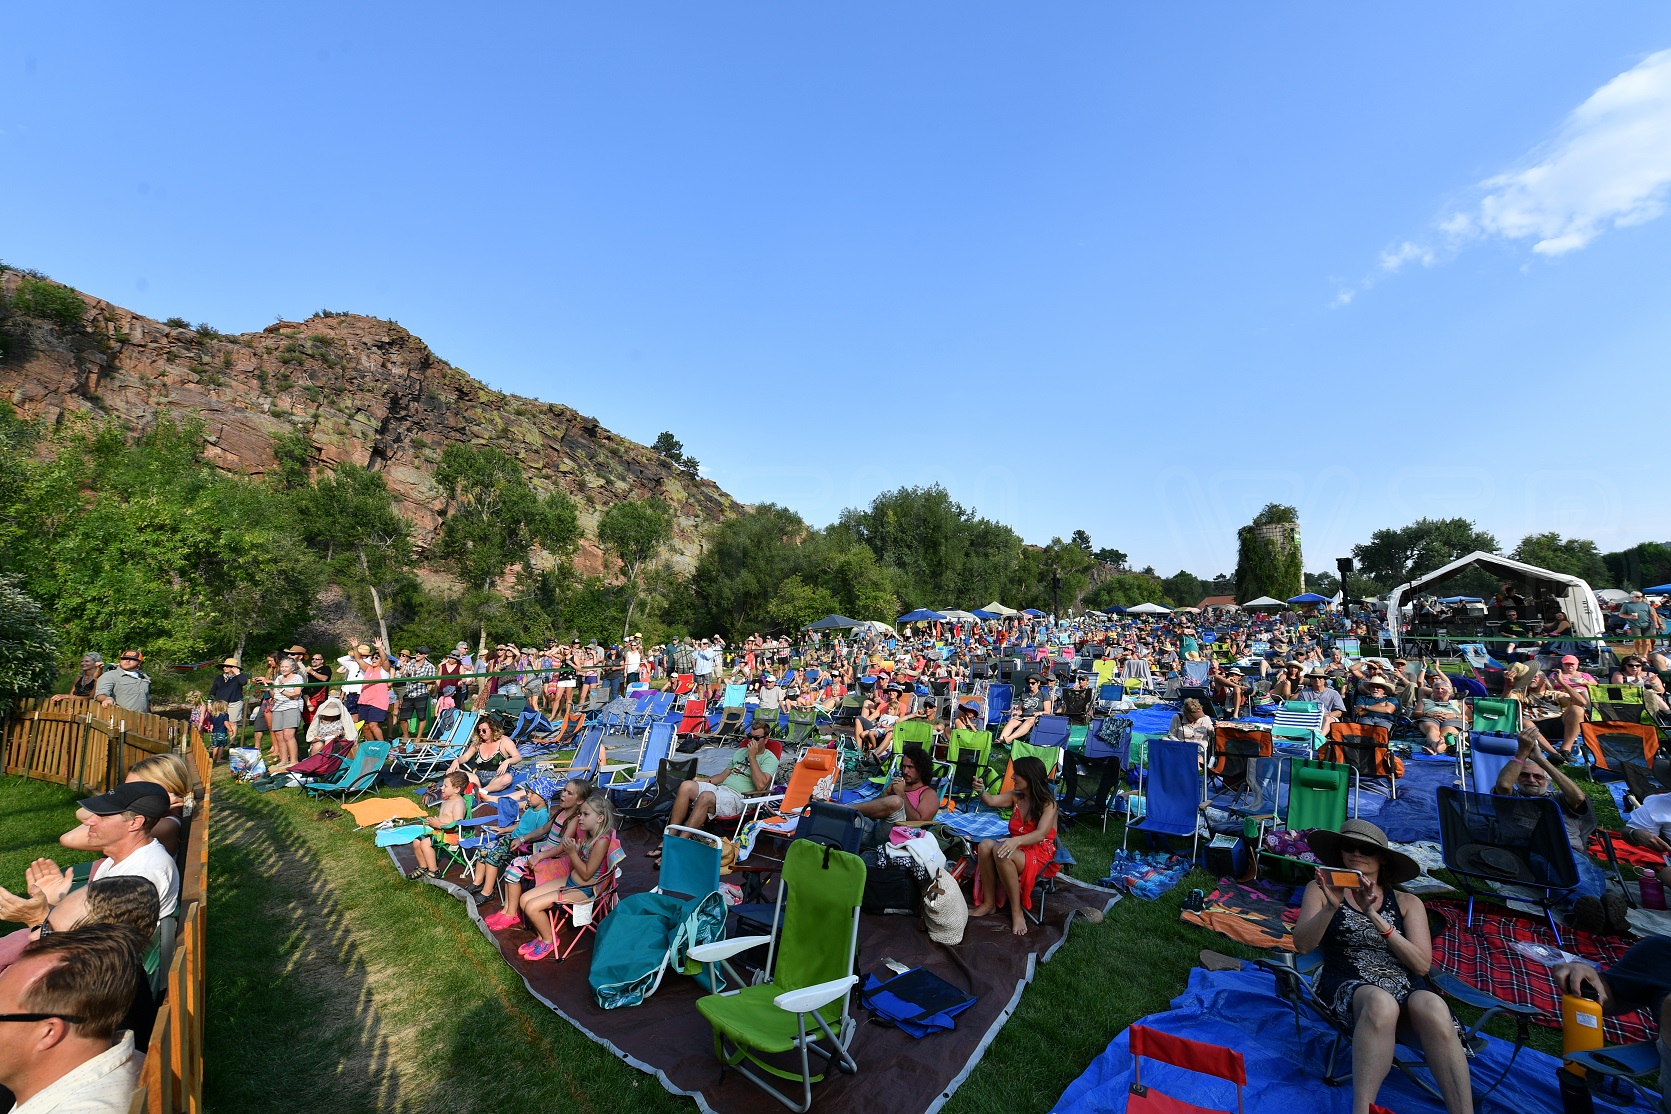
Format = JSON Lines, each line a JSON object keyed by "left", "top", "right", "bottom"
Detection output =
{"left": 0, "top": 775, "right": 97, "bottom": 933}
{"left": 196, "top": 764, "right": 1630, "bottom": 1114}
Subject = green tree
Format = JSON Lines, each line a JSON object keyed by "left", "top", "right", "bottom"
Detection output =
{"left": 835, "top": 485, "right": 1022, "bottom": 609}
{"left": 597, "top": 497, "right": 674, "bottom": 639}
{"left": 1352, "top": 518, "right": 1498, "bottom": 587}
{"left": 766, "top": 575, "right": 842, "bottom": 633}
{"left": 433, "top": 444, "right": 579, "bottom": 619}
{"left": 1234, "top": 503, "right": 1304, "bottom": 602}
{"left": 1512, "top": 532, "right": 1610, "bottom": 586}
{"left": 1160, "top": 570, "right": 1207, "bottom": 608}
{"left": 1070, "top": 529, "right": 1093, "bottom": 553}
{"left": 0, "top": 576, "right": 59, "bottom": 712}
{"left": 690, "top": 504, "right": 810, "bottom": 638}
{"left": 1603, "top": 541, "right": 1671, "bottom": 591}
{"left": 298, "top": 462, "right": 414, "bottom": 649}
{"left": 1093, "top": 547, "right": 1128, "bottom": 569}
{"left": 1084, "top": 573, "right": 1169, "bottom": 611}
{"left": 8, "top": 278, "right": 86, "bottom": 330}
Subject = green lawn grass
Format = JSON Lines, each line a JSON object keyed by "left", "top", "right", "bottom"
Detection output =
{"left": 0, "top": 775, "right": 97, "bottom": 933}
{"left": 195, "top": 764, "right": 1630, "bottom": 1114}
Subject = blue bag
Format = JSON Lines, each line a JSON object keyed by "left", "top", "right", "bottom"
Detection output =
{"left": 860, "top": 967, "right": 976, "bottom": 1038}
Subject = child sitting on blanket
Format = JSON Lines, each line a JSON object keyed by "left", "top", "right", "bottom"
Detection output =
{"left": 483, "top": 777, "right": 594, "bottom": 931}
{"left": 407, "top": 771, "right": 471, "bottom": 880}
{"left": 516, "top": 796, "right": 624, "bottom": 962}
{"left": 465, "top": 777, "right": 554, "bottom": 902}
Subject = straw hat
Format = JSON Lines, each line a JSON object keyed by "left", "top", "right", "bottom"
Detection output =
{"left": 317, "top": 696, "right": 348, "bottom": 718}
{"left": 221, "top": 657, "right": 241, "bottom": 668}
{"left": 1308, "top": 819, "right": 1421, "bottom": 885}
{"left": 1358, "top": 674, "right": 1396, "bottom": 693}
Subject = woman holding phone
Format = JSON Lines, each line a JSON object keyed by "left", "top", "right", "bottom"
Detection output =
{"left": 1292, "top": 819, "right": 1474, "bottom": 1114}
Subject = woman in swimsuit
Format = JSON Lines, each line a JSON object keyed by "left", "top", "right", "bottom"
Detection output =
{"left": 446, "top": 720, "right": 523, "bottom": 799}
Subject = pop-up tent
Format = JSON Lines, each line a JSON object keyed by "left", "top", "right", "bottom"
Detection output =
{"left": 940, "top": 609, "right": 977, "bottom": 621}
{"left": 897, "top": 608, "right": 947, "bottom": 623}
{"left": 1288, "top": 593, "right": 1330, "bottom": 605}
{"left": 1126, "top": 602, "right": 1172, "bottom": 615}
{"left": 803, "top": 614, "right": 861, "bottom": 631}
{"left": 1386, "top": 551, "right": 1604, "bottom": 650}
{"left": 1021, "top": 608, "right": 1047, "bottom": 617}
{"left": 1241, "top": 596, "right": 1286, "bottom": 610}
{"left": 970, "top": 609, "right": 1000, "bottom": 620}
{"left": 981, "top": 601, "right": 1019, "bottom": 616}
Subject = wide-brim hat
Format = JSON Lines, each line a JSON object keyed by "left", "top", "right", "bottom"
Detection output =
{"left": 221, "top": 658, "right": 240, "bottom": 668}
{"left": 1308, "top": 819, "right": 1422, "bottom": 885}
{"left": 1452, "top": 843, "right": 1536, "bottom": 884}
{"left": 1358, "top": 675, "right": 1396, "bottom": 692}
{"left": 317, "top": 697, "right": 348, "bottom": 718}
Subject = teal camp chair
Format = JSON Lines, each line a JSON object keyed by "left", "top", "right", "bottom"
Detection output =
{"left": 303, "top": 739, "right": 392, "bottom": 802}
{"left": 690, "top": 840, "right": 864, "bottom": 1112}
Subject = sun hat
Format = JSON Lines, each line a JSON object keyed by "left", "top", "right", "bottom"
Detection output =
{"left": 222, "top": 657, "right": 240, "bottom": 668}
{"left": 1308, "top": 819, "right": 1421, "bottom": 885}
{"left": 526, "top": 776, "right": 559, "bottom": 802}
{"left": 317, "top": 696, "right": 348, "bottom": 717}
{"left": 1359, "top": 675, "right": 1395, "bottom": 692}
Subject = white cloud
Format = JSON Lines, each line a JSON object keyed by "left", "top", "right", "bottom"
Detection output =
{"left": 1335, "top": 48, "right": 1671, "bottom": 305}
{"left": 1461, "top": 48, "right": 1671, "bottom": 255}
{"left": 1331, "top": 289, "right": 1355, "bottom": 308}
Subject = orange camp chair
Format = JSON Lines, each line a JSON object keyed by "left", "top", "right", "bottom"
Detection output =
{"left": 1578, "top": 720, "right": 1660, "bottom": 781}
{"left": 1321, "top": 722, "right": 1401, "bottom": 801}
{"left": 730, "top": 745, "right": 837, "bottom": 835}
{"left": 1126, "top": 1025, "right": 1246, "bottom": 1114}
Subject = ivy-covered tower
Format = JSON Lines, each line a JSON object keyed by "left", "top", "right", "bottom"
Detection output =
{"left": 1235, "top": 503, "right": 1303, "bottom": 603}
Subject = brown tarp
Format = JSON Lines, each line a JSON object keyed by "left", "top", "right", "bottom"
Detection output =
{"left": 388, "top": 828, "right": 1118, "bottom": 1114}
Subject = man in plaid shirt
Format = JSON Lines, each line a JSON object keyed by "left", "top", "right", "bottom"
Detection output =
{"left": 400, "top": 646, "right": 438, "bottom": 740}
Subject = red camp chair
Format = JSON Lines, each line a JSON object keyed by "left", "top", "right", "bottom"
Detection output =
{"left": 675, "top": 699, "right": 708, "bottom": 737}
{"left": 1126, "top": 1025, "right": 1246, "bottom": 1114}
{"left": 670, "top": 672, "right": 695, "bottom": 696}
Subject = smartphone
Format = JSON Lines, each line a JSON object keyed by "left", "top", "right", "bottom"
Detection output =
{"left": 1321, "top": 868, "right": 1367, "bottom": 889}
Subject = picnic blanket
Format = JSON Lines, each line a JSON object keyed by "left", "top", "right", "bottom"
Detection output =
{"left": 1592, "top": 830, "right": 1665, "bottom": 868}
{"left": 1426, "top": 899, "right": 1657, "bottom": 1045}
{"left": 1180, "top": 880, "right": 1300, "bottom": 950}
{"left": 1349, "top": 756, "right": 1456, "bottom": 844}
{"left": 1052, "top": 967, "right": 1660, "bottom": 1114}
{"left": 1099, "top": 850, "right": 1192, "bottom": 899}
{"left": 389, "top": 826, "right": 1120, "bottom": 1114}
{"left": 341, "top": 797, "right": 429, "bottom": 827}
{"left": 936, "top": 808, "right": 1012, "bottom": 843}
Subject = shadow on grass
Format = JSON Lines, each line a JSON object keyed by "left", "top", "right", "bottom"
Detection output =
{"left": 205, "top": 784, "right": 400, "bottom": 1114}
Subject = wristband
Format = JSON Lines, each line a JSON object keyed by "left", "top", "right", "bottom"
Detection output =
{"left": 1378, "top": 924, "right": 1395, "bottom": 938}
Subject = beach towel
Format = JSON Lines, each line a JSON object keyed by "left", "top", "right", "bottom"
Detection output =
{"left": 343, "top": 797, "right": 430, "bottom": 828}
{"left": 1180, "top": 881, "right": 1300, "bottom": 950}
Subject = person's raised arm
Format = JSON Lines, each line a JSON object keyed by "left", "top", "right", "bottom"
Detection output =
{"left": 1495, "top": 726, "right": 1542, "bottom": 796}
{"left": 1292, "top": 879, "right": 1339, "bottom": 954}
{"left": 1532, "top": 748, "right": 1587, "bottom": 810}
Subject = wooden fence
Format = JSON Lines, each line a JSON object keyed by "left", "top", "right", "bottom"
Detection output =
{"left": 0, "top": 698, "right": 185, "bottom": 794}
{"left": 0, "top": 698, "right": 210, "bottom": 1114}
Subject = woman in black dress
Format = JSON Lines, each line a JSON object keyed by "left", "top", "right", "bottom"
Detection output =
{"left": 1292, "top": 819, "right": 1473, "bottom": 1114}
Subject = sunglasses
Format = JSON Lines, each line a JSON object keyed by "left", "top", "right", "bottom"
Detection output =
{"left": 0, "top": 1012, "right": 86, "bottom": 1024}
{"left": 1338, "top": 841, "right": 1382, "bottom": 856}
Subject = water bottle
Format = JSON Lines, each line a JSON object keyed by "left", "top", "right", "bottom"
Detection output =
{"left": 1640, "top": 873, "right": 1666, "bottom": 910}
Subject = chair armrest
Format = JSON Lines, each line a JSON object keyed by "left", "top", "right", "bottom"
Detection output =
{"left": 688, "top": 935, "right": 774, "bottom": 963}
{"left": 457, "top": 816, "right": 499, "bottom": 829}
{"left": 1430, "top": 971, "right": 1540, "bottom": 1016}
{"left": 774, "top": 974, "right": 858, "bottom": 1014}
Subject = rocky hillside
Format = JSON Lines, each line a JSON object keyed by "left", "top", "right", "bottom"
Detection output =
{"left": 0, "top": 271, "right": 738, "bottom": 575}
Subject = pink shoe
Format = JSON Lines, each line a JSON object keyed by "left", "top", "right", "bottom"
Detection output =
{"left": 483, "top": 911, "right": 520, "bottom": 932}
{"left": 518, "top": 938, "right": 553, "bottom": 961}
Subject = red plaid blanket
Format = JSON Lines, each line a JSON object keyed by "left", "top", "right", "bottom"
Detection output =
{"left": 1427, "top": 899, "right": 1657, "bottom": 1045}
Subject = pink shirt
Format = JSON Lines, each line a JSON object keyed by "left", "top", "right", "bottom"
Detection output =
{"left": 359, "top": 666, "right": 390, "bottom": 710}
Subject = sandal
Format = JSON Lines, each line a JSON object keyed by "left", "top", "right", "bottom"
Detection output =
{"left": 518, "top": 938, "right": 554, "bottom": 961}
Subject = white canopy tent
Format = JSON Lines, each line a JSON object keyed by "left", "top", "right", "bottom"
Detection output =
{"left": 1386, "top": 550, "right": 1605, "bottom": 650}
{"left": 1241, "top": 596, "right": 1286, "bottom": 610}
{"left": 1126, "top": 602, "right": 1172, "bottom": 615}
{"left": 1595, "top": 588, "right": 1631, "bottom": 604}
{"left": 981, "top": 601, "right": 1019, "bottom": 616}
{"left": 940, "top": 609, "right": 978, "bottom": 620}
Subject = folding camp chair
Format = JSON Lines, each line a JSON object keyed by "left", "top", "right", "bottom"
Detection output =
{"left": 1270, "top": 701, "right": 1324, "bottom": 751}
{"left": 1123, "top": 737, "right": 1203, "bottom": 860}
{"left": 691, "top": 840, "right": 865, "bottom": 1113}
{"left": 944, "top": 729, "right": 995, "bottom": 803}
{"left": 722, "top": 683, "right": 748, "bottom": 709}
{"left": 605, "top": 722, "right": 675, "bottom": 800}
{"left": 782, "top": 708, "right": 826, "bottom": 747}
{"left": 1257, "top": 758, "right": 1351, "bottom": 879}
{"left": 1125, "top": 1025, "right": 1246, "bottom": 1114}
{"left": 985, "top": 684, "right": 1012, "bottom": 729}
{"left": 1000, "top": 736, "right": 1065, "bottom": 787}
{"left": 1206, "top": 724, "right": 1275, "bottom": 816}
{"left": 1464, "top": 730, "right": 1520, "bottom": 795}
{"left": 544, "top": 724, "right": 634, "bottom": 786}
{"left": 628, "top": 691, "right": 675, "bottom": 736}
{"left": 303, "top": 740, "right": 393, "bottom": 802}
{"left": 1587, "top": 683, "right": 1650, "bottom": 725}
{"left": 1058, "top": 750, "right": 1122, "bottom": 830}
{"left": 670, "top": 673, "right": 695, "bottom": 696}
{"left": 715, "top": 704, "right": 747, "bottom": 737}
{"left": 1435, "top": 785, "right": 1580, "bottom": 943}
{"left": 549, "top": 834, "right": 626, "bottom": 962}
{"left": 1320, "top": 721, "right": 1399, "bottom": 802}
{"left": 397, "top": 710, "right": 479, "bottom": 779}
{"left": 1093, "top": 682, "right": 1124, "bottom": 715}
{"left": 1564, "top": 1040, "right": 1665, "bottom": 1108}
{"left": 1470, "top": 697, "right": 1520, "bottom": 736}
{"left": 731, "top": 746, "right": 839, "bottom": 838}
{"left": 675, "top": 699, "right": 708, "bottom": 738}
{"left": 1257, "top": 949, "right": 1537, "bottom": 1104}
{"left": 1578, "top": 720, "right": 1661, "bottom": 783}
{"left": 616, "top": 756, "right": 699, "bottom": 833}
{"left": 828, "top": 693, "right": 862, "bottom": 727}
{"left": 1028, "top": 714, "right": 1070, "bottom": 755}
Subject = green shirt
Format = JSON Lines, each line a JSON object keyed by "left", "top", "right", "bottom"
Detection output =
{"left": 722, "top": 748, "right": 779, "bottom": 797}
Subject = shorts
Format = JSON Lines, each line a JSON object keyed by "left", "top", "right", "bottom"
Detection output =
{"left": 403, "top": 697, "right": 431, "bottom": 720}
{"left": 584, "top": 672, "right": 598, "bottom": 684}
{"left": 225, "top": 700, "right": 244, "bottom": 726}
{"left": 358, "top": 704, "right": 388, "bottom": 724}
{"left": 557, "top": 679, "right": 576, "bottom": 689}
{"left": 269, "top": 707, "right": 301, "bottom": 732}
{"left": 694, "top": 672, "right": 712, "bottom": 683}
{"left": 695, "top": 782, "right": 746, "bottom": 819}
{"left": 344, "top": 693, "right": 361, "bottom": 713}
{"left": 483, "top": 835, "right": 521, "bottom": 868}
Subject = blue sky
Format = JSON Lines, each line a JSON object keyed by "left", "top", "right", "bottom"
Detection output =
{"left": 4, "top": 5, "right": 1670, "bottom": 578}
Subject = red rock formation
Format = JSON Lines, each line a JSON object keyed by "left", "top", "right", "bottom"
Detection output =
{"left": 1, "top": 273, "right": 736, "bottom": 573}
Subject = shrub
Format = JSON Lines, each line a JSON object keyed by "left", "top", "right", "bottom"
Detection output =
{"left": 164, "top": 316, "right": 190, "bottom": 329}
{"left": 0, "top": 577, "right": 59, "bottom": 713}
{"left": 10, "top": 279, "right": 86, "bottom": 330}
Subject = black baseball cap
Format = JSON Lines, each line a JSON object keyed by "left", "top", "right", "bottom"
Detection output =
{"left": 79, "top": 781, "right": 170, "bottom": 819}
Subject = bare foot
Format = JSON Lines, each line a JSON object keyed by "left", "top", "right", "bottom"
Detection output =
{"left": 1010, "top": 915, "right": 1028, "bottom": 936}
{"left": 969, "top": 903, "right": 996, "bottom": 918}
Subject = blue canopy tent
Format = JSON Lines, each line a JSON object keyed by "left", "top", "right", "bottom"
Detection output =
{"left": 803, "top": 614, "right": 861, "bottom": 631}
{"left": 1022, "top": 608, "right": 1046, "bottom": 617}
{"left": 1437, "top": 595, "right": 1483, "bottom": 604}
{"left": 897, "top": 608, "right": 947, "bottom": 624}
{"left": 1649, "top": 583, "right": 1671, "bottom": 594}
{"left": 970, "top": 609, "right": 1000, "bottom": 620}
{"left": 1288, "top": 593, "right": 1331, "bottom": 605}
{"left": 1101, "top": 606, "right": 1127, "bottom": 615}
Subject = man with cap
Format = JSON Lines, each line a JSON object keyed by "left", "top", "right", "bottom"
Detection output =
{"left": 0, "top": 783, "right": 178, "bottom": 935}
{"left": 1620, "top": 590, "right": 1662, "bottom": 660}
{"left": 1303, "top": 667, "right": 1346, "bottom": 725}
{"left": 1293, "top": 818, "right": 1474, "bottom": 1114}
{"left": 93, "top": 651, "right": 150, "bottom": 714}
{"left": 399, "top": 647, "right": 437, "bottom": 740}
{"left": 210, "top": 657, "right": 249, "bottom": 744}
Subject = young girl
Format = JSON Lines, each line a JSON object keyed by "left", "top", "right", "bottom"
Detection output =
{"left": 408, "top": 772, "right": 472, "bottom": 880}
{"left": 483, "top": 777, "right": 594, "bottom": 931}
{"left": 467, "top": 778, "right": 553, "bottom": 901}
{"left": 208, "top": 700, "right": 232, "bottom": 764}
{"left": 516, "top": 796, "right": 623, "bottom": 961}
{"left": 969, "top": 755, "right": 1059, "bottom": 937}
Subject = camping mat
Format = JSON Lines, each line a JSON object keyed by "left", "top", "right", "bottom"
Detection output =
{"left": 936, "top": 809, "right": 1012, "bottom": 843}
{"left": 1426, "top": 899, "right": 1657, "bottom": 1046}
{"left": 1099, "top": 850, "right": 1191, "bottom": 900}
{"left": 1610, "top": 782, "right": 1636, "bottom": 823}
{"left": 390, "top": 826, "right": 1119, "bottom": 1114}
{"left": 1179, "top": 881, "right": 1300, "bottom": 951}
{"left": 1050, "top": 967, "right": 1659, "bottom": 1114}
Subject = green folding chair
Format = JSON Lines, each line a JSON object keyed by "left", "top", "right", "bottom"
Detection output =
{"left": 1259, "top": 757, "right": 1351, "bottom": 881}
{"left": 872, "top": 719, "right": 935, "bottom": 785}
{"left": 945, "top": 728, "right": 995, "bottom": 800}
{"left": 1470, "top": 697, "right": 1520, "bottom": 736}
{"left": 690, "top": 840, "right": 864, "bottom": 1112}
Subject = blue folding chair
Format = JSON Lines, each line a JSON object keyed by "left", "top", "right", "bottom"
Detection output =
{"left": 1122, "top": 737, "right": 1204, "bottom": 861}
{"left": 607, "top": 722, "right": 675, "bottom": 800}
{"left": 985, "top": 684, "right": 1012, "bottom": 728}
{"left": 1465, "top": 731, "right": 1520, "bottom": 795}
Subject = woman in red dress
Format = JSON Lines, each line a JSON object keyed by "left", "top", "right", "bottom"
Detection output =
{"left": 969, "top": 755, "right": 1059, "bottom": 936}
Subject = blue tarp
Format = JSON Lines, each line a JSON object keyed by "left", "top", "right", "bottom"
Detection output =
{"left": 971, "top": 609, "right": 1000, "bottom": 620}
{"left": 1439, "top": 595, "right": 1484, "bottom": 603}
{"left": 1052, "top": 967, "right": 1658, "bottom": 1114}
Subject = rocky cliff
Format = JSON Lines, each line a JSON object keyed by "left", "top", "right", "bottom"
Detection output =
{"left": 0, "top": 271, "right": 738, "bottom": 575}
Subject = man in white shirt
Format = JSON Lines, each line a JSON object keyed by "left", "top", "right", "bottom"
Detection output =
{"left": 1625, "top": 791, "right": 1671, "bottom": 886}
{"left": 0, "top": 783, "right": 179, "bottom": 933}
{"left": 0, "top": 930, "right": 144, "bottom": 1113}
